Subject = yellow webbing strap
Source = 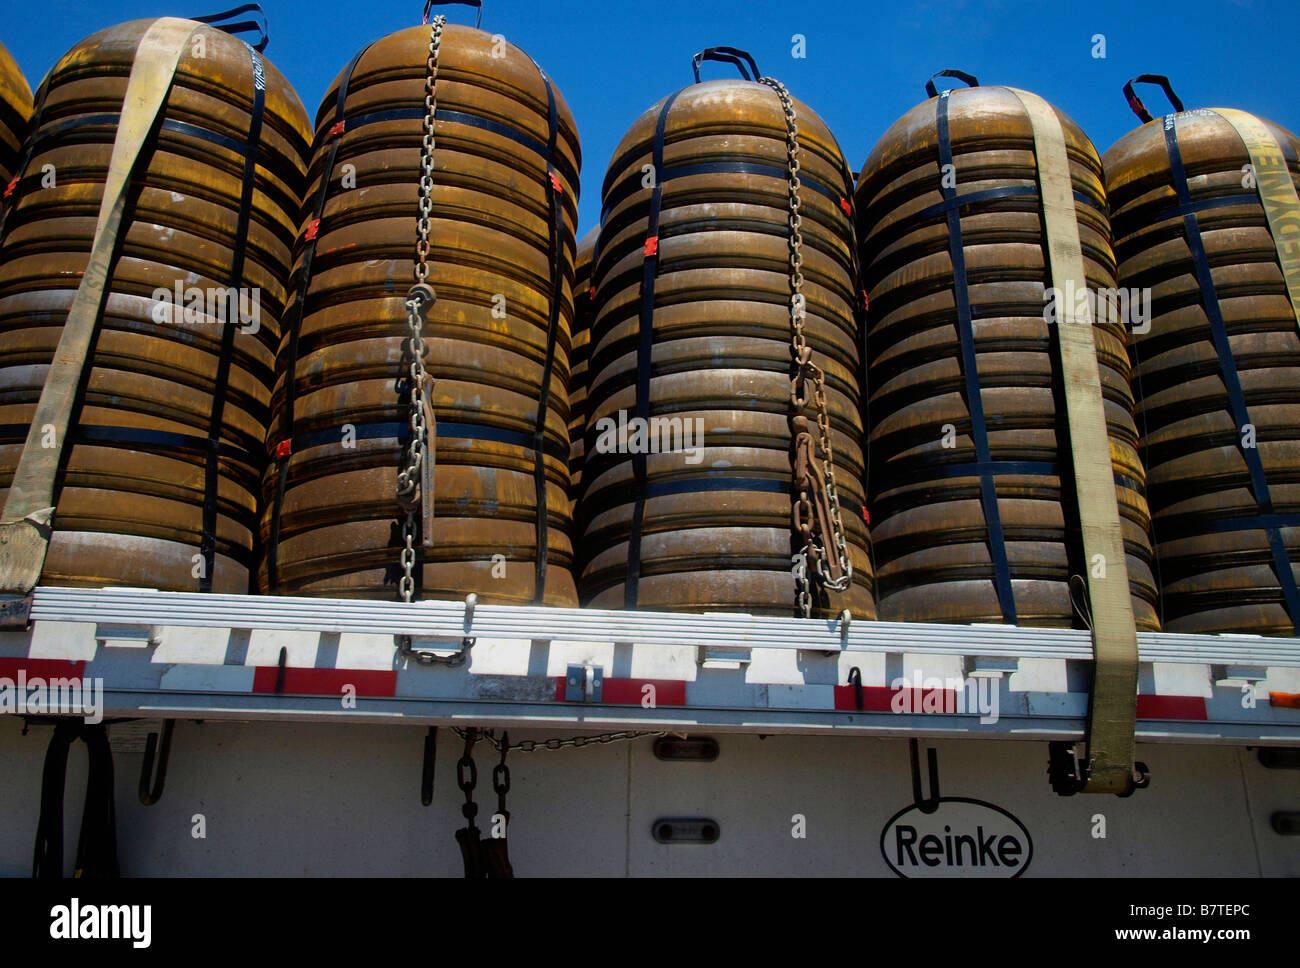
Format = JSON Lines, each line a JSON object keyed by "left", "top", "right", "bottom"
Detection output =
{"left": 0, "top": 18, "right": 201, "bottom": 602}
{"left": 1010, "top": 88, "right": 1140, "bottom": 795}
{"left": 1213, "top": 109, "right": 1300, "bottom": 331}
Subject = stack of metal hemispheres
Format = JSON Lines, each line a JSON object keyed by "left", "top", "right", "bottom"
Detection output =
{"left": 569, "top": 226, "right": 598, "bottom": 498}
{"left": 0, "top": 40, "right": 32, "bottom": 193}
{"left": 580, "top": 48, "right": 876, "bottom": 618}
{"left": 259, "top": 20, "right": 582, "bottom": 606}
{"left": 1104, "top": 76, "right": 1300, "bottom": 635}
{"left": 855, "top": 74, "right": 1159, "bottom": 629}
{"left": 0, "top": 19, "right": 310, "bottom": 593}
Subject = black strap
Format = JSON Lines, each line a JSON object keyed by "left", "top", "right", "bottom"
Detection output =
{"left": 601, "top": 160, "right": 844, "bottom": 228}
{"left": 424, "top": 0, "right": 482, "bottom": 28}
{"left": 925, "top": 69, "right": 979, "bottom": 99}
{"left": 201, "top": 46, "right": 265, "bottom": 593}
{"left": 624, "top": 91, "right": 680, "bottom": 609}
{"left": 1123, "top": 75, "right": 1184, "bottom": 124}
{"left": 528, "top": 61, "right": 564, "bottom": 604}
{"left": 191, "top": 4, "right": 270, "bottom": 51}
{"left": 692, "top": 46, "right": 761, "bottom": 83}
{"left": 35, "top": 112, "right": 255, "bottom": 160}
{"left": 1162, "top": 115, "right": 1300, "bottom": 634}
{"left": 284, "top": 419, "right": 569, "bottom": 463}
{"left": 937, "top": 91, "right": 1017, "bottom": 623}
{"left": 1152, "top": 192, "right": 1258, "bottom": 222}
{"left": 334, "top": 106, "right": 579, "bottom": 190}
{"left": 266, "top": 42, "right": 372, "bottom": 591}
{"left": 33, "top": 721, "right": 119, "bottom": 879}
{"left": 0, "top": 424, "right": 261, "bottom": 470}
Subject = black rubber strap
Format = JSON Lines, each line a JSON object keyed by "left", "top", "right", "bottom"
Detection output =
{"left": 625, "top": 91, "right": 680, "bottom": 609}
{"left": 191, "top": 4, "right": 269, "bottom": 52}
{"left": 528, "top": 61, "right": 563, "bottom": 604}
{"left": 1123, "top": 75, "right": 1184, "bottom": 124}
{"left": 0, "top": 423, "right": 260, "bottom": 469}
{"left": 338, "top": 106, "right": 579, "bottom": 190}
{"left": 200, "top": 46, "right": 264, "bottom": 593}
{"left": 1163, "top": 115, "right": 1300, "bottom": 634}
{"left": 33, "top": 721, "right": 118, "bottom": 879}
{"left": 606, "top": 474, "right": 868, "bottom": 528}
{"left": 925, "top": 69, "right": 979, "bottom": 99}
{"left": 937, "top": 91, "right": 1017, "bottom": 624}
{"left": 266, "top": 42, "right": 371, "bottom": 591}
{"left": 35, "top": 112, "right": 254, "bottom": 159}
{"left": 286, "top": 419, "right": 569, "bottom": 463}
{"left": 424, "top": 0, "right": 482, "bottom": 28}
{"left": 692, "top": 46, "right": 761, "bottom": 83}
{"left": 1151, "top": 192, "right": 1258, "bottom": 222}
{"left": 602, "top": 160, "right": 844, "bottom": 227}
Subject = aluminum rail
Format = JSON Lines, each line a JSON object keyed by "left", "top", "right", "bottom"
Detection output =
{"left": 26, "top": 587, "right": 1300, "bottom": 667}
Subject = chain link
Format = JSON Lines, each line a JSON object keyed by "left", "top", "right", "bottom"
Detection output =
{"left": 455, "top": 727, "right": 676, "bottom": 754}
{"left": 395, "top": 16, "right": 442, "bottom": 609}
{"left": 759, "top": 75, "right": 854, "bottom": 616}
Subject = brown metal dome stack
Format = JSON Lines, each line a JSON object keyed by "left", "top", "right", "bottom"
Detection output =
{"left": 0, "top": 40, "right": 32, "bottom": 198}
{"left": 260, "top": 16, "right": 581, "bottom": 606}
{"left": 1104, "top": 76, "right": 1300, "bottom": 635}
{"left": 855, "top": 73, "right": 1158, "bottom": 629}
{"left": 0, "top": 18, "right": 310, "bottom": 593}
{"left": 580, "top": 48, "right": 875, "bottom": 619}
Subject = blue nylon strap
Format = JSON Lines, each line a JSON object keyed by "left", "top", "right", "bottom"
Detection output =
{"left": 1162, "top": 114, "right": 1300, "bottom": 634}
{"left": 937, "top": 91, "right": 1017, "bottom": 623}
{"left": 625, "top": 91, "right": 681, "bottom": 609}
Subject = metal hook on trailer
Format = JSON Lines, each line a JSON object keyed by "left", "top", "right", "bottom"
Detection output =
{"left": 420, "top": 726, "right": 438, "bottom": 805}
{"left": 909, "top": 738, "right": 941, "bottom": 814}
{"left": 138, "top": 719, "right": 175, "bottom": 806}
{"left": 847, "top": 666, "right": 864, "bottom": 711}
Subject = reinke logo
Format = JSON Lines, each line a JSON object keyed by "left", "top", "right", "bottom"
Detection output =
{"left": 880, "top": 798, "right": 1032, "bottom": 878}
{"left": 49, "top": 898, "right": 151, "bottom": 948}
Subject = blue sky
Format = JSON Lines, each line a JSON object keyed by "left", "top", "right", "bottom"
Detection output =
{"left": 4, "top": 0, "right": 1297, "bottom": 235}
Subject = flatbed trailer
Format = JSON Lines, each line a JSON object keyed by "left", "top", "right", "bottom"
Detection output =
{"left": 1, "top": 587, "right": 1298, "bottom": 876}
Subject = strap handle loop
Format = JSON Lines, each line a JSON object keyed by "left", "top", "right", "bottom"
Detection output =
{"left": 190, "top": 4, "right": 269, "bottom": 51}
{"left": 1122, "top": 74, "right": 1184, "bottom": 123}
{"left": 925, "top": 69, "right": 979, "bottom": 99}
{"left": 692, "top": 46, "right": 761, "bottom": 83}
{"left": 423, "top": 0, "right": 482, "bottom": 28}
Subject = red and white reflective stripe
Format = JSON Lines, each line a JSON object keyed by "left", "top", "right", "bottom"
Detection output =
{"left": 251, "top": 667, "right": 397, "bottom": 697}
{"left": 0, "top": 658, "right": 86, "bottom": 681}
{"left": 833, "top": 684, "right": 958, "bottom": 712}
{"left": 1136, "top": 695, "right": 1208, "bottom": 721}
{"left": 554, "top": 677, "right": 686, "bottom": 706}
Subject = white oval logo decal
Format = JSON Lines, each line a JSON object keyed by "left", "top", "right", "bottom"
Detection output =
{"left": 880, "top": 797, "right": 1032, "bottom": 878}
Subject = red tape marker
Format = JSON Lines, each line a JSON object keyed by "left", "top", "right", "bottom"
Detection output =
{"left": 644, "top": 236, "right": 659, "bottom": 257}
{"left": 274, "top": 439, "right": 292, "bottom": 459}
{"left": 304, "top": 218, "right": 321, "bottom": 242}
